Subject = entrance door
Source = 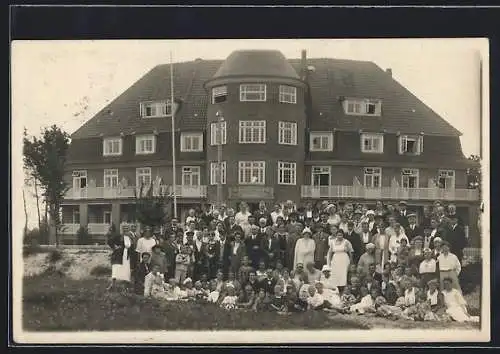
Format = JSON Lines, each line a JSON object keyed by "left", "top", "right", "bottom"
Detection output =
{"left": 182, "top": 166, "right": 201, "bottom": 197}
{"left": 72, "top": 170, "right": 88, "bottom": 198}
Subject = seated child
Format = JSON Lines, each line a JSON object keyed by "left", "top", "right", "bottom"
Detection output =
{"left": 194, "top": 280, "right": 209, "bottom": 302}
{"left": 207, "top": 280, "right": 221, "bottom": 304}
{"left": 394, "top": 286, "right": 406, "bottom": 308}
{"left": 317, "top": 281, "right": 341, "bottom": 309}
{"left": 426, "top": 279, "right": 446, "bottom": 315}
{"left": 182, "top": 278, "right": 197, "bottom": 300}
{"left": 223, "top": 272, "right": 242, "bottom": 294}
{"left": 442, "top": 277, "right": 479, "bottom": 323}
{"left": 297, "top": 283, "right": 311, "bottom": 309}
{"left": 349, "top": 276, "right": 361, "bottom": 300}
{"left": 374, "top": 296, "right": 412, "bottom": 321}
{"left": 269, "top": 284, "right": 288, "bottom": 314}
{"left": 403, "top": 280, "right": 419, "bottom": 308}
{"left": 252, "top": 288, "right": 270, "bottom": 312}
{"left": 349, "top": 286, "right": 374, "bottom": 314}
{"left": 284, "top": 284, "right": 303, "bottom": 312}
{"left": 220, "top": 283, "right": 238, "bottom": 310}
{"left": 135, "top": 252, "right": 151, "bottom": 295}
{"left": 164, "top": 278, "right": 183, "bottom": 301}
{"left": 237, "top": 284, "right": 256, "bottom": 310}
{"left": 338, "top": 286, "right": 357, "bottom": 313}
{"left": 306, "top": 284, "right": 326, "bottom": 311}
{"left": 347, "top": 264, "right": 359, "bottom": 284}
{"left": 238, "top": 256, "right": 255, "bottom": 285}
{"left": 143, "top": 264, "right": 164, "bottom": 298}
{"left": 256, "top": 260, "right": 267, "bottom": 282}
{"left": 380, "top": 272, "right": 399, "bottom": 305}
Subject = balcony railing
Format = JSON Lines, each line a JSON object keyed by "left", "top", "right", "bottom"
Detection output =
{"left": 60, "top": 223, "right": 80, "bottom": 235}
{"left": 301, "top": 185, "right": 480, "bottom": 201}
{"left": 228, "top": 186, "right": 274, "bottom": 199}
{"left": 88, "top": 223, "right": 111, "bottom": 235}
{"left": 64, "top": 185, "right": 207, "bottom": 200}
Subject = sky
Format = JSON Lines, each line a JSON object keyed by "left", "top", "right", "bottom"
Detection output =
{"left": 11, "top": 39, "right": 488, "bottom": 229}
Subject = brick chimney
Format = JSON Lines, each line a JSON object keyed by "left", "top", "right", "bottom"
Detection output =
{"left": 301, "top": 49, "right": 308, "bottom": 80}
{"left": 386, "top": 68, "right": 392, "bottom": 77}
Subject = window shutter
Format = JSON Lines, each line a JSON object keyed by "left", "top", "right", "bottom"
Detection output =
{"left": 140, "top": 103, "right": 144, "bottom": 117}
{"left": 375, "top": 101, "right": 382, "bottom": 116}
{"left": 399, "top": 136, "right": 406, "bottom": 154}
{"left": 419, "top": 136, "right": 424, "bottom": 153}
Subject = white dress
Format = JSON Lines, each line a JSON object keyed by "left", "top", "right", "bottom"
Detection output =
{"left": 328, "top": 238, "right": 351, "bottom": 287}
{"left": 112, "top": 235, "right": 131, "bottom": 282}
{"left": 442, "top": 288, "right": 479, "bottom": 323}
{"left": 293, "top": 238, "right": 316, "bottom": 270}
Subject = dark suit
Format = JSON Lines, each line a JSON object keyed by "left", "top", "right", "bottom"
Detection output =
{"left": 261, "top": 236, "right": 280, "bottom": 268}
{"left": 245, "top": 234, "right": 263, "bottom": 268}
{"left": 218, "top": 239, "right": 232, "bottom": 278}
{"left": 134, "top": 261, "right": 150, "bottom": 294}
{"left": 161, "top": 241, "right": 178, "bottom": 279}
{"left": 345, "top": 231, "right": 362, "bottom": 264}
{"left": 229, "top": 241, "right": 246, "bottom": 274}
{"left": 227, "top": 223, "right": 244, "bottom": 241}
{"left": 204, "top": 241, "right": 221, "bottom": 279}
{"left": 285, "top": 233, "right": 298, "bottom": 270}
{"left": 193, "top": 240, "right": 206, "bottom": 280}
{"left": 445, "top": 224, "right": 467, "bottom": 261}
{"left": 253, "top": 211, "right": 271, "bottom": 226}
{"left": 397, "top": 211, "right": 410, "bottom": 229}
{"left": 405, "top": 224, "right": 422, "bottom": 241}
{"left": 258, "top": 277, "right": 277, "bottom": 295}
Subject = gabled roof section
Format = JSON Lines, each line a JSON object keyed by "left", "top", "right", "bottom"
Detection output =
{"left": 71, "top": 53, "right": 462, "bottom": 140}
{"left": 291, "top": 58, "right": 462, "bottom": 136}
{"left": 212, "top": 50, "right": 300, "bottom": 80}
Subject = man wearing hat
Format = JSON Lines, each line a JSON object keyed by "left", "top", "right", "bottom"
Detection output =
{"left": 365, "top": 210, "right": 376, "bottom": 232}
{"left": 405, "top": 213, "right": 422, "bottom": 242}
{"left": 371, "top": 214, "right": 385, "bottom": 236}
{"left": 245, "top": 224, "right": 263, "bottom": 269}
{"left": 319, "top": 265, "right": 337, "bottom": 291}
{"left": 313, "top": 226, "right": 329, "bottom": 270}
{"left": 397, "top": 201, "right": 410, "bottom": 228}
{"left": 345, "top": 221, "right": 362, "bottom": 264}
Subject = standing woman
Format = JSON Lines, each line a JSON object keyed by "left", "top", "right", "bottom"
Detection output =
{"left": 107, "top": 223, "right": 133, "bottom": 292}
{"left": 327, "top": 229, "right": 353, "bottom": 292}
{"left": 293, "top": 228, "right": 316, "bottom": 270}
{"left": 326, "top": 204, "right": 341, "bottom": 227}
{"left": 235, "top": 202, "right": 252, "bottom": 230}
{"left": 437, "top": 241, "right": 462, "bottom": 292}
{"left": 407, "top": 236, "right": 425, "bottom": 270}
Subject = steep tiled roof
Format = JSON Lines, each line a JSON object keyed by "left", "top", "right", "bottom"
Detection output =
{"left": 211, "top": 50, "right": 300, "bottom": 80}
{"left": 71, "top": 55, "right": 461, "bottom": 139}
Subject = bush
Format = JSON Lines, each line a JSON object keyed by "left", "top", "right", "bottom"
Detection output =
{"left": 460, "top": 261, "right": 482, "bottom": 294}
{"left": 47, "top": 250, "right": 63, "bottom": 264}
{"left": 90, "top": 265, "right": 112, "bottom": 277}
{"left": 76, "top": 226, "right": 92, "bottom": 245}
{"left": 24, "top": 223, "right": 50, "bottom": 245}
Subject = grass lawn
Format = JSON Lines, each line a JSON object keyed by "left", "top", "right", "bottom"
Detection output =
{"left": 22, "top": 273, "right": 481, "bottom": 332}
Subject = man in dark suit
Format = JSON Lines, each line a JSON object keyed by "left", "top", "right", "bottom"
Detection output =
{"left": 218, "top": 232, "right": 232, "bottom": 279}
{"left": 161, "top": 233, "right": 178, "bottom": 279}
{"left": 405, "top": 213, "right": 422, "bottom": 242}
{"left": 193, "top": 230, "right": 206, "bottom": 280}
{"left": 345, "top": 221, "right": 362, "bottom": 264}
{"left": 164, "top": 218, "right": 183, "bottom": 239}
{"left": 226, "top": 215, "right": 243, "bottom": 241}
{"left": 371, "top": 215, "right": 386, "bottom": 236}
{"left": 397, "top": 201, "right": 410, "bottom": 229}
{"left": 245, "top": 225, "right": 263, "bottom": 269}
{"left": 447, "top": 204, "right": 464, "bottom": 226}
{"left": 229, "top": 231, "right": 246, "bottom": 274}
{"left": 253, "top": 200, "right": 272, "bottom": 226}
{"left": 445, "top": 215, "right": 468, "bottom": 262}
{"left": 260, "top": 231, "right": 280, "bottom": 268}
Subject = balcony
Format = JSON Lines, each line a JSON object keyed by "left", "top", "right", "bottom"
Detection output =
{"left": 301, "top": 185, "right": 480, "bottom": 202}
{"left": 64, "top": 185, "right": 207, "bottom": 200}
{"left": 60, "top": 224, "right": 80, "bottom": 235}
{"left": 228, "top": 186, "right": 274, "bottom": 200}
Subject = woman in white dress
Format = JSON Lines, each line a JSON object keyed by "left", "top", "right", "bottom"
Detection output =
{"left": 442, "top": 277, "right": 479, "bottom": 323}
{"left": 235, "top": 202, "right": 252, "bottom": 229}
{"left": 327, "top": 204, "right": 341, "bottom": 227}
{"left": 293, "top": 228, "right": 316, "bottom": 270}
{"left": 327, "top": 229, "right": 353, "bottom": 291}
{"left": 107, "top": 225, "right": 132, "bottom": 291}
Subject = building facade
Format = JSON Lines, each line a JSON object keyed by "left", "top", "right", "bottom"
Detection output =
{"left": 60, "top": 49, "right": 480, "bottom": 245}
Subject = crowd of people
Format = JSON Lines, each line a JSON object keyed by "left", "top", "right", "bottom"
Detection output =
{"left": 106, "top": 199, "right": 479, "bottom": 323}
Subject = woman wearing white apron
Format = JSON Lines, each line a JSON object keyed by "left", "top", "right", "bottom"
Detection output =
{"left": 107, "top": 226, "right": 132, "bottom": 292}
{"left": 326, "top": 229, "right": 353, "bottom": 292}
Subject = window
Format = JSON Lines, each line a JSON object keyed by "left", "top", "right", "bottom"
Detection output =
{"left": 240, "top": 84, "right": 266, "bottom": 102}
{"left": 238, "top": 161, "right": 265, "bottom": 184}
{"left": 279, "top": 85, "right": 297, "bottom": 104}
{"left": 210, "top": 162, "right": 226, "bottom": 185}
{"left": 312, "top": 166, "right": 331, "bottom": 186}
{"left": 438, "top": 170, "right": 455, "bottom": 189}
{"left": 182, "top": 166, "right": 201, "bottom": 186}
{"left": 343, "top": 99, "right": 382, "bottom": 116}
{"left": 239, "top": 121, "right": 266, "bottom": 143}
{"left": 181, "top": 133, "right": 203, "bottom": 152}
{"left": 72, "top": 209, "right": 80, "bottom": 224}
{"left": 278, "top": 161, "right": 296, "bottom": 185}
{"left": 310, "top": 132, "right": 334, "bottom": 151}
{"left": 135, "top": 134, "right": 156, "bottom": 155}
{"left": 136, "top": 167, "right": 152, "bottom": 187}
{"left": 140, "top": 101, "right": 172, "bottom": 118}
{"left": 212, "top": 86, "right": 228, "bottom": 104}
{"left": 279, "top": 121, "right": 298, "bottom": 145}
{"left": 210, "top": 121, "right": 227, "bottom": 145}
{"left": 399, "top": 135, "right": 424, "bottom": 155}
{"left": 364, "top": 167, "right": 382, "bottom": 188}
{"left": 401, "top": 169, "right": 419, "bottom": 188}
{"left": 72, "top": 170, "right": 87, "bottom": 189}
{"left": 104, "top": 211, "right": 112, "bottom": 224}
{"left": 361, "top": 133, "right": 384, "bottom": 153}
{"left": 104, "top": 169, "right": 119, "bottom": 188}
{"left": 103, "top": 137, "right": 122, "bottom": 156}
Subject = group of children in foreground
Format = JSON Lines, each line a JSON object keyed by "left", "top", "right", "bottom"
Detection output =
{"left": 139, "top": 254, "right": 479, "bottom": 323}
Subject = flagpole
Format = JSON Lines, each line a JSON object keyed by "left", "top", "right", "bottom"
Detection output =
{"left": 170, "top": 51, "right": 178, "bottom": 219}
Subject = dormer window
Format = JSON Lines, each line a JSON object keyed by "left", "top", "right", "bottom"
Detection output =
{"left": 361, "top": 133, "right": 384, "bottom": 153}
{"left": 343, "top": 98, "right": 382, "bottom": 116}
{"left": 398, "top": 135, "right": 423, "bottom": 155}
{"left": 140, "top": 101, "right": 171, "bottom": 118}
{"left": 212, "top": 86, "right": 228, "bottom": 104}
{"left": 103, "top": 137, "right": 122, "bottom": 156}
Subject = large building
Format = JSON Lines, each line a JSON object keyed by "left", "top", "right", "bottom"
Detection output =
{"left": 60, "top": 49, "right": 480, "bottom": 245}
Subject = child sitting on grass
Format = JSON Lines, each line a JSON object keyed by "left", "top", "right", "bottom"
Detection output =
{"left": 220, "top": 283, "right": 238, "bottom": 310}
{"left": 306, "top": 284, "right": 326, "bottom": 311}
{"left": 143, "top": 264, "right": 163, "bottom": 298}
{"left": 237, "top": 284, "right": 256, "bottom": 310}
{"left": 256, "top": 260, "right": 267, "bottom": 282}
{"left": 182, "top": 278, "right": 197, "bottom": 299}
{"left": 269, "top": 284, "right": 288, "bottom": 314}
{"left": 238, "top": 256, "right": 255, "bottom": 285}
{"left": 164, "top": 278, "right": 183, "bottom": 301}
{"left": 338, "top": 285, "right": 357, "bottom": 313}
{"left": 252, "top": 288, "right": 270, "bottom": 312}
{"left": 349, "top": 286, "right": 374, "bottom": 314}
{"left": 194, "top": 280, "right": 209, "bottom": 302}
{"left": 207, "top": 280, "right": 220, "bottom": 304}
{"left": 397, "top": 238, "right": 410, "bottom": 266}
